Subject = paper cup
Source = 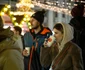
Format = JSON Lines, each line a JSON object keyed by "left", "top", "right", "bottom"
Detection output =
{"left": 47, "top": 35, "right": 56, "bottom": 47}
{"left": 25, "top": 47, "right": 30, "bottom": 56}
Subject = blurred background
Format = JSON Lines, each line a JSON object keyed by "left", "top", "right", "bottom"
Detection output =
{"left": 0, "top": 0, "right": 85, "bottom": 34}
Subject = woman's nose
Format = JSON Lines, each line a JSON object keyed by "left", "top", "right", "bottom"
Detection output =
{"left": 54, "top": 34, "right": 56, "bottom": 37}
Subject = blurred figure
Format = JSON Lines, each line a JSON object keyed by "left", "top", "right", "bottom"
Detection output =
{"left": 23, "top": 10, "right": 52, "bottom": 70}
{"left": 69, "top": 4, "right": 85, "bottom": 68}
{"left": 40, "top": 23, "right": 84, "bottom": 70}
{"left": 13, "top": 26, "right": 22, "bottom": 36}
{"left": 0, "top": 16, "right": 24, "bottom": 70}
{"left": 13, "top": 26, "right": 24, "bottom": 50}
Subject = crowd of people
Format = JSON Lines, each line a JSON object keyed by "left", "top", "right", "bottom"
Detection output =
{"left": 0, "top": 3, "right": 84, "bottom": 70}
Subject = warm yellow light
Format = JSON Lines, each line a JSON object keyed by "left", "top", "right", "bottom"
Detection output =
{"left": 27, "top": 18, "right": 30, "bottom": 21}
{"left": 15, "top": 22, "right": 19, "bottom": 26}
{"left": 21, "top": 21, "right": 25, "bottom": 23}
{"left": 28, "top": 22, "right": 31, "bottom": 25}
{"left": 19, "top": 24, "right": 22, "bottom": 27}
{"left": 1, "top": 12, "right": 4, "bottom": 15}
{"left": 23, "top": 18, "right": 27, "bottom": 21}
{"left": 12, "top": 17, "right": 16, "bottom": 21}
{"left": 25, "top": 15, "right": 28, "bottom": 18}
{"left": 11, "top": 11, "right": 34, "bottom": 16}
{"left": 3, "top": 8, "right": 8, "bottom": 12}
{"left": 29, "top": 26, "right": 32, "bottom": 29}
{"left": 20, "top": 0, "right": 31, "bottom": 3}
{"left": 7, "top": 5, "right": 11, "bottom": 8}
{"left": 10, "top": 12, "right": 13, "bottom": 15}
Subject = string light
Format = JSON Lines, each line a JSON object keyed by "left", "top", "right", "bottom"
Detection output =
{"left": 11, "top": 11, "right": 34, "bottom": 16}
{"left": 32, "top": 0, "right": 85, "bottom": 15}
{"left": 32, "top": 1, "right": 71, "bottom": 15}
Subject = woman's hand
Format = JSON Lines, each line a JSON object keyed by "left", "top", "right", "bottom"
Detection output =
{"left": 43, "top": 39, "right": 49, "bottom": 47}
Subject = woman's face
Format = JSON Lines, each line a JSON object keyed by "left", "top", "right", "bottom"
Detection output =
{"left": 53, "top": 28, "right": 63, "bottom": 43}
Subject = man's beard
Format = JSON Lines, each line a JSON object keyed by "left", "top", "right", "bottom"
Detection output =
{"left": 32, "top": 25, "right": 39, "bottom": 29}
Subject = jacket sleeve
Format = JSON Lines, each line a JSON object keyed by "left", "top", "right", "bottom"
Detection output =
{"left": 40, "top": 46, "right": 52, "bottom": 67}
{"left": 23, "top": 32, "right": 34, "bottom": 47}
{"left": 71, "top": 46, "right": 84, "bottom": 70}
{"left": 40, "top": 44, "right": 58, "bottom": 68}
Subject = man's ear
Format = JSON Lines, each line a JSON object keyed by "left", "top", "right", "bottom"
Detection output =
{"left": 16, "top": 31, "right": 19, "bottom": 35}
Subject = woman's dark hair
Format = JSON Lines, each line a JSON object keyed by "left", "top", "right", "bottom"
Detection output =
{"left": 53, "top": 23, "right": 63, "bottom": 34}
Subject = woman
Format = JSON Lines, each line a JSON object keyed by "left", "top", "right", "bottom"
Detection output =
{"left": 40, "top": 23, "right": 84, "bottom": 70}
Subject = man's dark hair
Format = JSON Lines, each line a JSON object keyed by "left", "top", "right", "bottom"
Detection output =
{"left": 14, "top": 26, "right": 22, "bottom": 35}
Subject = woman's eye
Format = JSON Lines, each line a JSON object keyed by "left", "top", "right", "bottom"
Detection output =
{"left": 55, "top": 32, "right": 58, "bottom": 34}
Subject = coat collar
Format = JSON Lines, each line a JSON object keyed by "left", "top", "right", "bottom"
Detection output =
{"left": 52, "top": 42, "right": 71, "bottom": 69}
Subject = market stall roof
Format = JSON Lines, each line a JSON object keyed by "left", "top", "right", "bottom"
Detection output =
{"left": 1, "top": 14, "right": 12, "bottom": 25}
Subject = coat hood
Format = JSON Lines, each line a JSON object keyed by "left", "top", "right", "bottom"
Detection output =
{"left": 57, "top": 23, "right": 74, "bottom": 52}
{"left": 0, "top": 27, "right": 13, "bottom": 41}
{"left": 0, "top": 27, "right": 21, "bottom": 53}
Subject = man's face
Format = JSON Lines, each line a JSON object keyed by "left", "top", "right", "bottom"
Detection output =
{"left": 13, "top": 29, "right": 19, "bottom": 35}
{"left": 30, "top": 17, "right": 40, "bottom": 29}
{"left": 13, "top": 29, "right": 17, "bottom": 35}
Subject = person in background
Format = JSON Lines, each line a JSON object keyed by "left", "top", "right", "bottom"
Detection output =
{"left": 0, "top": 16, "right": 24, "bottom": 70}
{"left": 13, "top": 26, "right": 22, "bottom": 36}
{"left": 13, "top": 26, "right": 24, "bottom": 50}
{"left": 69, "top": 4, "right": 85, "bottom": 68}
{"left": 40, "top": 23, "right": 84, "bottom": 70}
{"left": 23, "top": 10, "right": 52, "bottom": 70}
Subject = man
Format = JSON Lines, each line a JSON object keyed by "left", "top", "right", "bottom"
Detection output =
{"left": 23, "top": 10, "right": 52, "bottom": 70}
{"left": 13, "top": 26, "right": 22, "bottom": 36}
{"left": 13, "top": 26, "right": 24, "bottom": 51}
{"left": 69, "top": 4, "right": 85, "bottom": 68}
